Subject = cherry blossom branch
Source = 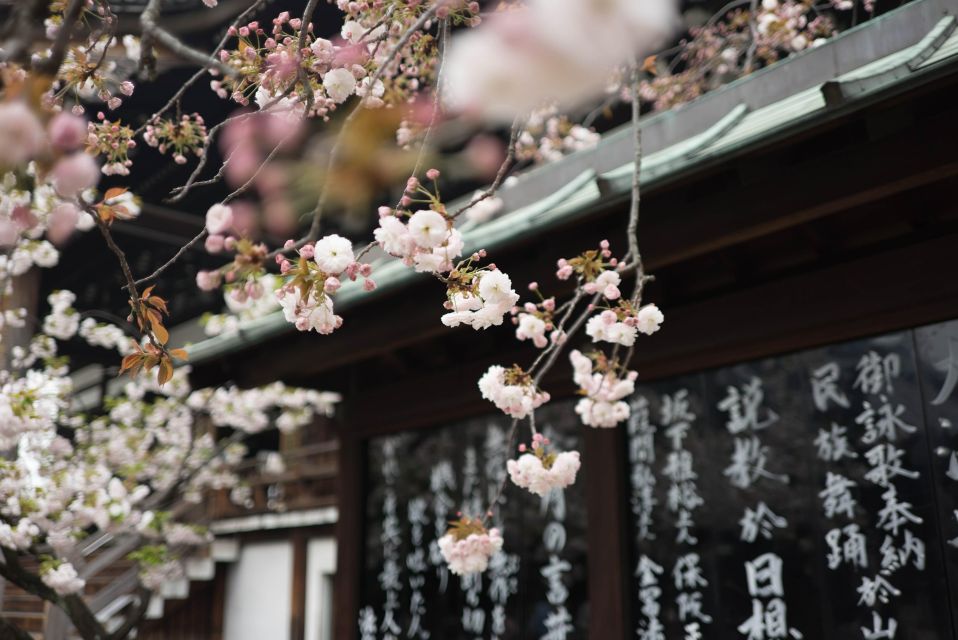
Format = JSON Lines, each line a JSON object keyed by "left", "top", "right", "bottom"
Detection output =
{"left": 301, "top": 3, "right": 440, "bottom": 243}
{"left": 165, "top": 115, "right": 239, "bottom": 203}
{"left": 107, "top": 586, "right": 152, "bottom": 640}
{"left": 133, "top": 229, "right": 207, "bottom": 288}
{"left": 133, "top": 0, "right": 269, "bottom": 137}
{"left": 0, "top": 0, "right": 47, "bottom": 65}
{"left": 402, "top": 17, "right": 449, "bottom": 191}
{"left": 622, "top": 62, "right": 643, "bottom": 272}
{"left": 532, "top": 292, "right": 602, "bottom": 387}
{"left": 222, "top": 131, "right": 295, "bottom": 204}
{"left": 0, "top": 615, "right": 33, "bottom": 640}
{"left": 0, "top": 549, "right": 108, "bottom": 640}
{"left": 140, "top": 0, "right": 238, "bottom": 77}
{"left": 34, "top": 0, "right": 85, "bottom": 76}
{"left": 166, "top": 87, "right": 298, "bottom": 202}
{"left": 297, "top": 0, "right": 322, "bottom": 114}
{"left": 450, "top": 116, "right": 523, "bottom": 219}
{"left": 480, "top": 417, "right": 520, "bottom": 525}
{"left": 86, "top": 208, "right": 166, "bottom": 353}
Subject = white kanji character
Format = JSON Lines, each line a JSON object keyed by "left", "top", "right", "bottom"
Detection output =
{"left": 740, "top": 502, "right": 788, "bottom": 543}
{"left": 810, "top": 362, "right": 850, "bottom": 412}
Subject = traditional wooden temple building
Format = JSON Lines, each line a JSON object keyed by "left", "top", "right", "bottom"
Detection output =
{"left": 6, "top": 0, "right": 958, "bottom": 636}
{"left": 183, "top": 0, "right": 958, "bottom": 637}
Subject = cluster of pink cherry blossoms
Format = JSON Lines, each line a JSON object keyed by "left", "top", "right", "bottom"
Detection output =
{"left": 437, "top": 519, "right": 505, "bottom": 576}
{"left": 507, "top": 433, "right": 581, "bottom": 497}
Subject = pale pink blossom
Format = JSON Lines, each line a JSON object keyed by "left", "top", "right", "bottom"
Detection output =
{"left": 313, "top": 234, "right": 354, "bottom": 274}
{"left": 205, "top": 204, "right": 233, "bottom": 235}
{"left": 507, "top": 450, "right": 580, "bottom": 496}
{"left": 47, "top": 112, "right": 87, "bottom": 151}
{"left": 196, "top": 270, "right": 222, "bottom": 291}
{"left": 636, "top": 303, "right": 664, "bottom": 335}
{"left": 478, "top": 365, "right": 549, "bottom": 419}
{"left": 0, "top": 102, "right": 46, "bottom": 166}
{"left": 407, "top": 210, "right": 449, "bottom": 248}
{"left": 41, "top": 562, "right": 85, "bottom": 596}
{"left": 323, "top": 68, "right": 357, "bottom": 104}
{"left": 438, "top": 528, "right": 504, "bottom": 576}
{"left": 51, "top": 153, "right": 100, "bottom": 197}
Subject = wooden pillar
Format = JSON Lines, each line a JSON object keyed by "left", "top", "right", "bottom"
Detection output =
{"left": 583, "top": 426, "right": 629, "bottom": 639}
{"left": 290, "top": 531, "right": 307, "bottom": 640}
{"left": 332, "top": 430, "right": 363, "bottom": 640}
{"left": 0, "top": 269, "right": 39, "bottom": 369}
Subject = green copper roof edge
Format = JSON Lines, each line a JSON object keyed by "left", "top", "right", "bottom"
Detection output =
{"left": 184, "top": 171, "right": 599, "bottom": 364}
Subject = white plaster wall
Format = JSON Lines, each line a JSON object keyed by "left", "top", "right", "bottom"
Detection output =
{"left": 223, "top": 541, "right": 292, "bottom": 640}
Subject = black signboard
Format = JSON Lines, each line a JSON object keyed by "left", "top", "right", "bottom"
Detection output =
{"left": 625, "top": 321, "right": 958, "bottom": 639}
{"left": 359, "top": 318, "right": 958, "bottom": 639}
{"left": 361, "top": 403, "right": 588, "bottom": 639}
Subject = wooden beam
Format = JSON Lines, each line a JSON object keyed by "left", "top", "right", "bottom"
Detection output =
{"left": 640, "top": 112, "right": 958, "bottom": 270}
{"left": 332, "top": 430, "right": 363, "bottom": 640}
{"left": 583, "top": 426, "right": 629, "bottom": 640}
{"left": 345, "top": 231, "right": 958, "bottom": 437}
{"left": 290, "top": 532, "right": 307, "bottom": 640}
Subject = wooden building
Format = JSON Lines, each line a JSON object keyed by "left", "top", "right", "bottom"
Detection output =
{"left": 184, "top": 0, "right": 958, "bottom": 638}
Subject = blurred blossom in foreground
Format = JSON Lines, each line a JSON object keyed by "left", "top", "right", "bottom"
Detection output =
{"left": 443, "top": 0, "right": 678, "bottom": 121}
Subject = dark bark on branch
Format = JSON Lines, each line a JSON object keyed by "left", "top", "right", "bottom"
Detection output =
{"left": 0, "top": 548, "right": 108, "bottom": 640}
{"left": 0, "top": 613, "right": 35, "bottom": 640}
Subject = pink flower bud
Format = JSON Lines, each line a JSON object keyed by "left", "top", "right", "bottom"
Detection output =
{"left": 601, "top": 310, "right": 617, "bottom": 324}
{"left": 599, "top": 239, "right": 610, "bottom": 250}
{"left": 195, "top": 270, "right": 221, "bottom": 291}
{"left": 359, "top": 263, "right": 372, "bottom": 276}
{"left": 324, "top": 277, "right": 342, "bottom": 293}
{"left": 527, "top": 281, "right": 538, "bottom": 291}
{"left": 426, "top": 168, "right": 440, "bottom": 180}
{"left": 604, "top": 284, "right": 621, "bottom": 300}
{"left": 47, "top": 112, "right": 87, "bottom": 151}
{"left": 363, "top": 278, "right": 376, "bottom": 291}
{"left": 299, "top": 243, "right": 315, "bottom": 259}
{"left": 284, "top": 239, "right": 296, "bottom": 249}
{"left": 280, "top": 260, "right": 292, "bottom": 274}
{"left": 205, "top": 234, "right": 225, "bottom": 253}
{"left": 542, "top": 298, "right": 556, "bottom": 311}
{"left": 406, "top": 176, "right": 419, "bottom": 191}
{"left": 224, "top": 236, "right": 237, "bottom": 251}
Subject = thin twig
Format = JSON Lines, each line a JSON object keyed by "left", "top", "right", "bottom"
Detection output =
{"left": 401, "top": 16, "right": 449, "bottom": 197}
{"left": 134, "top": 0, "right": 269, "bottom": 137}
{"left": 450, "top": 116, "right": 524, "bottom": 219}
{"left": 133, "top": 229, "right": 208, "bottom": 288}
{"left": 480, "top": 418, "right": 519, "bottom": 524}
{"left": 301, "top": 3, "right": 440, "bottom": 244}
{"left": 297, "top": 0, "right": 322, "bottom": 114}
{"left": 34, "top": 0, "right": 85, "bottom": 76}
{"left": 140, "top": 0, "right": 237, "bottom": 76}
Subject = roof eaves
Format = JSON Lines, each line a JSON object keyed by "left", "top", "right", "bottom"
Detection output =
{"left": 185, "top": 0, "right": 958, "bottom": 368}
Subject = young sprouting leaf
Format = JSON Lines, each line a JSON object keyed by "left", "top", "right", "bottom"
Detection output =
{"left": 169, "top": 348, "right": 188, "bottom": 361}
{"left": 157, "top": 358, "right": 174, "bottom": 386}
{"left": 642, "top": 55, "right": 658, "bottom": 76}
{"left": 150, "top": 319, "right": 169, "bottom": 346}
{"left": 103, "top": 187, "right": 128, "bottom": 201}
